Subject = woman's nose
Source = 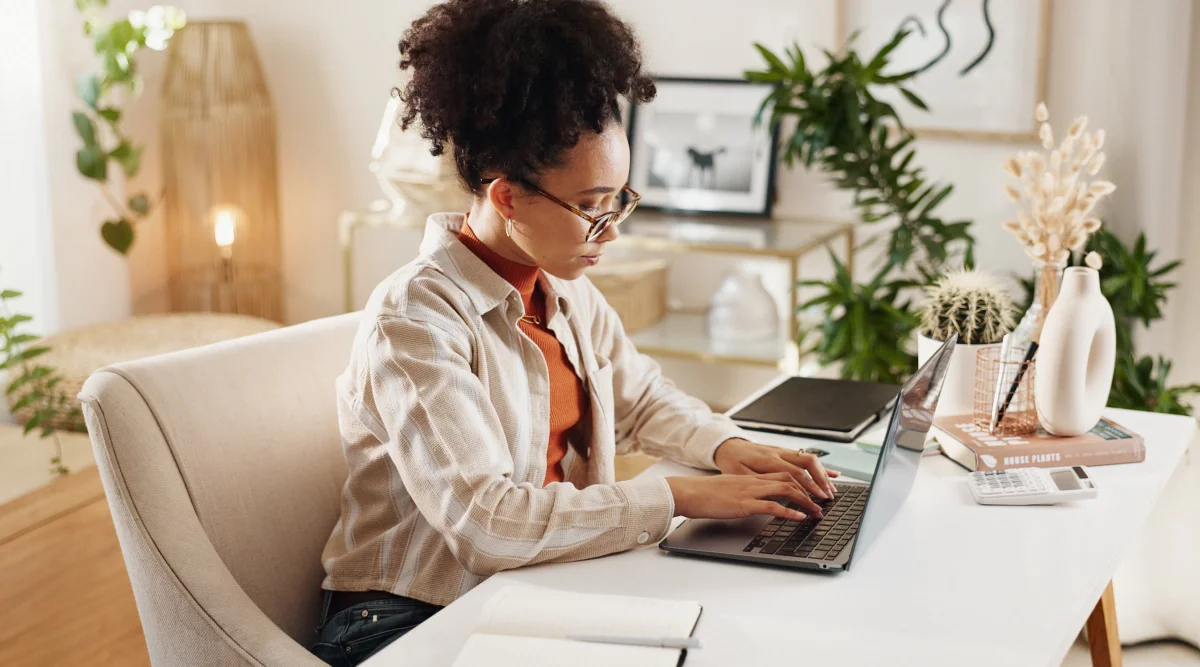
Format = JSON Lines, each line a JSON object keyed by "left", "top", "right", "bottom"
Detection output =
{"left": 594, "top": 219, "right": 620, "bottom": 244}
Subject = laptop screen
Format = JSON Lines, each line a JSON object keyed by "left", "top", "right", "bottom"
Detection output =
{"left": 844, "top": 335, "right": 956, "bottom": 567}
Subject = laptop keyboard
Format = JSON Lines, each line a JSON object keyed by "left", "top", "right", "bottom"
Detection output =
{"left": 743, "top": 483, "right": 866, "bottom": 561}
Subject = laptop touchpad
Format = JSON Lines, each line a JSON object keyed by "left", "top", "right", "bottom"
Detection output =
{"left": 670, "top": 515, "right": 770, "bottom": 550}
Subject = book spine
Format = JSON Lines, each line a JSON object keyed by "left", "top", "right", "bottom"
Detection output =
{"left": 979, "top": 439, "right": 1144, "bottom": 470}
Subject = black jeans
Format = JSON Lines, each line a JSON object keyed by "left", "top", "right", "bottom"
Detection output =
{"left": 310, "top": 591, "right": 443, "bottom": 666}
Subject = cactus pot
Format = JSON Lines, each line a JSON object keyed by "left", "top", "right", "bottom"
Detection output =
{"left": 916, "top": 333, "right": 1000, "bottom": 418}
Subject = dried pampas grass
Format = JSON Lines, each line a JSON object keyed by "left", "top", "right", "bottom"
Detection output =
{"left": 1000, "top": 102, "right": 1115, "bottom": 265}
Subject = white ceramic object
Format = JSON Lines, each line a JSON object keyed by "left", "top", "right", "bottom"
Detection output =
{"left": 369, "top": 96, "right": 471, "bottom": 220}
{"left": 917, "top": 333, "right": 998, "bottom": 418}
{"left": 1034, "top": 266, "right": 1116, "bottom": 436}
{"left": 706, "top": 269, "right": 779, "bottom": 343}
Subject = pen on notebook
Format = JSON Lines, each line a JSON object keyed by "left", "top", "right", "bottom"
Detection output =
{"left": 566, "top": 634, "right": 702, "bottom": 650}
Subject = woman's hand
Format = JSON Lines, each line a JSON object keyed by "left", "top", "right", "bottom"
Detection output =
{"left": 665, "top": 473, "right": 824, "bottom": 521}
{"left": 713, "top": 438, "right": 839, "bottom": 500}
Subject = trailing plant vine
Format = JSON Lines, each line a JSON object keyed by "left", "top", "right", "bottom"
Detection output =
{"left": 72, "top": 1, "right": 185, "bottom": 254}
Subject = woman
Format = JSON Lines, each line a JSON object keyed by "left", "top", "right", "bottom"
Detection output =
{"left": 312, "top": 1, "right": 838, "bottom": 663}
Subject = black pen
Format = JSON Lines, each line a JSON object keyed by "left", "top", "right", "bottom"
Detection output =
{"left": 996, "top": 341, "right": 1039, "bottom": 425}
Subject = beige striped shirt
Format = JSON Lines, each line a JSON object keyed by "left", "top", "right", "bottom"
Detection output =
{"left": 321, "top": 212, "right": 747, "bottom": 606}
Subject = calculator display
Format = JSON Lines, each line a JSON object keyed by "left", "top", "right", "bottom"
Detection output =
{"left": 1051, "top": 469, "right": 1081, "bottom": 491}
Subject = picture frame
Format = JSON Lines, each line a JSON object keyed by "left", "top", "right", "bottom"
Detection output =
{"left": 836, "top": 0, "right": 1051, "bottom": 142}
{"left": 626, "top": 77, "right": 780, "bottom": 217}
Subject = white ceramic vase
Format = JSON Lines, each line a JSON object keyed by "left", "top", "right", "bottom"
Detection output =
{"left": 917, "top": 333, "right": 998, "bottom": 419}
{"left": 1034, "top": 266, "right": 1116, "bottom": 436}
{"left": 706, "top": 269, "right": 779, "bottom": 343}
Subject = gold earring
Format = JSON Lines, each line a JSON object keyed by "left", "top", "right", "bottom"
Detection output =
{"left": 505, "top": 217, "right": 514, "bottom": 238}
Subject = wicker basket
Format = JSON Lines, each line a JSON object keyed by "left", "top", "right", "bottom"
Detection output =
{"left": 588, "top": 259, "right": 668, "bottom": 333}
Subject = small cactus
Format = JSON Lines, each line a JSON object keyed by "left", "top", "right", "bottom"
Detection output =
{"left": 920, "top": 270, "right": 1017, "bottom": 345}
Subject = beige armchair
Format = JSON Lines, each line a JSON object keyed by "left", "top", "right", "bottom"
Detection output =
{"left": 79, "top": 312, "right": 360, "bottom": 666}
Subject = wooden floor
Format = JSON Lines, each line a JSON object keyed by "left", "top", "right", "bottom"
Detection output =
{"left": 0, "top": 467, "right": 149, "bottom": 667}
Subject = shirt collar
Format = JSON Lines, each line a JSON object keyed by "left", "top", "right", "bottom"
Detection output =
{"left": 419, "top": 212, "right": 572, "bottom": 317}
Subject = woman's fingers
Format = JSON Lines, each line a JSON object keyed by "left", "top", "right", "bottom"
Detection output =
{"left": 746, "top": 500, "right": 807, "bottom": 521}
{"left": 761, "top": 479, "right": 823, "bottom": 518}
{"left": 791, "top": 451, "right": 837, "bottom": 498}
{"left": 781, "top": 464, "right": 828, "bottom": 500}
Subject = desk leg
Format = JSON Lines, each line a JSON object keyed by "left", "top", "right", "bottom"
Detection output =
{"left": 1086, "top": 580, "right": 1121, "bottom": 667}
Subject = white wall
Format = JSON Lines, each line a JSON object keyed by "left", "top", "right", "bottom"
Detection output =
{"left": 1174, "top": 3, "right": 1200, "bottom": 393}
{"left": 0, "top": 0, "right": 59, "bottom": 333}
{"left": 11, "top": 0, "right": 1198, "bottom": 398}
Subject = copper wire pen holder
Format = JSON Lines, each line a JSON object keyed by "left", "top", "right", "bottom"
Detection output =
{"left": 973, "top": 346, "right": 1039, "bottom": 436}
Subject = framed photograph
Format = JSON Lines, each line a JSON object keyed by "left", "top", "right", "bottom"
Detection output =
{"left": 627, "top": 77, "right": 779, "bottom": 217}
{"left": 837, "top": 0, "right": 1051, "bottom": 141}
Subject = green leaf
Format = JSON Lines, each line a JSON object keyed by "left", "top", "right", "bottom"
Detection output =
{"left": 744, "top": 70, "right": 784, "bottom": 84}
{"left": 754, "top": 43, "right": 788, "bottom": 73}
{"left": 899, "top": 88, "right": 928, "bottom": 111}
{"left": 76, "top": 144, "right": 108, "bottom": 181}
{"left": 876, "top": 68, "right": 921, "bottom": 84}
{"left": 23, "top": 411, "right": 44, "bottom": 435}
{"left": 0, "top": 290, "right": 21, "bottom": 299}
{"left": 0, "top": 346, "right": 50, "bottom": 370}
{"left": 864, "top": 28, "right": 910, "bottom": 79}
{"left": 97, "top": 107, "right": 121, "bottom": 124}
{"left": 918, "top": 184, "right": 954, "bottom": 218}
{"left": 109, "top": 141, "right": 143, "bottom": 177}
{"left": 101, "top": 218, "right": 135, "bottom": 254}
{"left": 72, "top": 111, "right": 97, "bottom": 145}
{"left": 128, "top": 193, "right": 150, "bottom": 215}
{"left": 102, "top": 51, "right": 132, "bottom": 83}
{"left": 10, "top": 393, "right": 36, "bottom": 414}
{"left": 76, "top": 73, "right": 101, "bottom": 109}
{"left": 6, "top": 334, "right": 40, "bottom": 347}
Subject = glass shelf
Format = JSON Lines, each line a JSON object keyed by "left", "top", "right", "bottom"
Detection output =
{"left": 627, "top": 312, "right": 795, "bottom": 368}
{"left": 615, "top": 211, "right": 854, "bottom": 260}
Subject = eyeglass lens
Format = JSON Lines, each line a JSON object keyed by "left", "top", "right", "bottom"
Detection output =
{"left": 586, "top": 201, "right": 636, "bottom": 242}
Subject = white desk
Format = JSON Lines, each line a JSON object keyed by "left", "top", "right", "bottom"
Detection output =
{"left": 373, "top": 408, "right": 1195, "bottom": 667}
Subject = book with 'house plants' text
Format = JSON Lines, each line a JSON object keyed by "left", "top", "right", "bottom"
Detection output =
{"left": 932, "top": 415, "right": 1144, "bottom": 472}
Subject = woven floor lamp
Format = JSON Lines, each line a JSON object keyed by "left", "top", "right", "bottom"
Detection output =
{"left": 161, "top": 20, "right": 283, "bottom": 322}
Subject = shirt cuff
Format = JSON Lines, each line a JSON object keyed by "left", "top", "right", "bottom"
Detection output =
{"left": 616, "top": 475, "right": 674, "bottom": 545}
{"left": 682, "top": 416, "right": 748, "bottom": 471}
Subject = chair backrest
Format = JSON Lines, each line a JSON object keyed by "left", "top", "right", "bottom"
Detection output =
{"left": 80, "top": 312, "right": 360, "bottom": 666}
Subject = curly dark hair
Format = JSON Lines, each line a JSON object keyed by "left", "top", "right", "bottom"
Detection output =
{"left": 395, "top": 0, "right": 656, "bottom": 195}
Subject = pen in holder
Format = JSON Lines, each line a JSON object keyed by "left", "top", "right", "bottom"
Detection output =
{"left": 973, "top": 346, "right": 1039, "bottom": 436}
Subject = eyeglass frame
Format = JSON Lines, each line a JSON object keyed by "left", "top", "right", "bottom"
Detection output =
{"left": 479, "top": 177, "right": 641, "bottom": 242}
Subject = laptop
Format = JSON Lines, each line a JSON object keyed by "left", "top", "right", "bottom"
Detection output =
{"left": 659, "top": 335, "right": 956, "bottom": 572}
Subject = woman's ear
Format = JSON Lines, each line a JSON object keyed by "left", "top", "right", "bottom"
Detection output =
{"left": 485, "top": 178, "right": 518, "bottom": 220}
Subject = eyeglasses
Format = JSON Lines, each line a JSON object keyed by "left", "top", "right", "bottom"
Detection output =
{"left": 480, "top": 177, "right": 641, "bottom": 242}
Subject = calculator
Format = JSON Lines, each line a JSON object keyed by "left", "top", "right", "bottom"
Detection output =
{"left": 968, "top": 466, "right": 1098, "bottom": 505}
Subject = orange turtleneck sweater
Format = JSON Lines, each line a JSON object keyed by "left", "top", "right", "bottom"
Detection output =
{"left": 457, "top": 216, "right": 586, "bottom": 486}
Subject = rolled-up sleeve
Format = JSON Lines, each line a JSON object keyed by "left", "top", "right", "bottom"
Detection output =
{"left": 586, "top": 282, "right": 748, "bottom": 470}
{"left": 356, "top": 314, "right": 673, "bottom": 577}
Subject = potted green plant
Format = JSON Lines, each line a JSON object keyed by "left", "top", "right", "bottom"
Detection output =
{"left": 746, "top": 31, "right": 975, "bottom": 385}
{"left": 917, "top": 269, "right": 1017, "bottom": 417}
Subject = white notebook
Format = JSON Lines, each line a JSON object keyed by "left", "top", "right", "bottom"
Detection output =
{"left": 450, "top": 585, "right": 703, "bottom": 667}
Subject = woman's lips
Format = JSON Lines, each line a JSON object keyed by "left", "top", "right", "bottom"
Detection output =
{"left": 583, "top": 255, "right": 601, "bottom": 266}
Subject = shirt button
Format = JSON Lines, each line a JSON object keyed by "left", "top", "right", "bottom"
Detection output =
{"left": 637, "top": 531, "right": 650, "bottom": 545}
